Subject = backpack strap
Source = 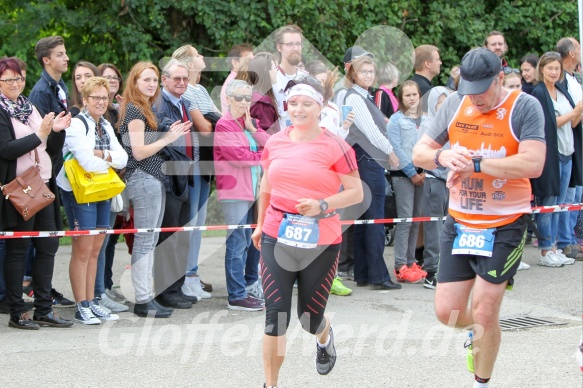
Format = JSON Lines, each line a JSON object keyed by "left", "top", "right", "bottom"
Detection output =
{"left": 76, "top": 114, "right": 89, "bottom": 135}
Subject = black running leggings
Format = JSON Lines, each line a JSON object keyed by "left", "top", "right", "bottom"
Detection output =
{"left": 260, "top": 234, "right": 340, "bottom": 337}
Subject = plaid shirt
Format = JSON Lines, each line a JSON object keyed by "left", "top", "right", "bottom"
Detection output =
{"left": 81, "top": 110, "right": 111, "bottom": 151}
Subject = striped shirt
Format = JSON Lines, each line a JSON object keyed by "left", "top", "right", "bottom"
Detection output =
{"left": 345, "top": 85, "right": 393, "bottom": 155}
{"left": 183, "top": 84, "right": 219, "bottom": 115}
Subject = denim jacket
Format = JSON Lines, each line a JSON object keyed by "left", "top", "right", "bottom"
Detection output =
{"left": 387, "top": 111, "right": 425, "bottom": 177}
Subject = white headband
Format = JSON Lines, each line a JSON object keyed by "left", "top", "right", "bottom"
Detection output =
{"left": 286, "top": 84, "right": 323, "bottom": 107}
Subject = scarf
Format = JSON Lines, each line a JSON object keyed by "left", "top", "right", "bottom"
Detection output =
{"left": 0, "top": 93, "right": 33, "bottom": 124}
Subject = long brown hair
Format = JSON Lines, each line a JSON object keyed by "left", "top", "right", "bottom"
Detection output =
{"left": 118, "top": 62, "right": 159, "bottom": 130}
{"left": 245, "top": 53, "right": 278, "bottom": 114}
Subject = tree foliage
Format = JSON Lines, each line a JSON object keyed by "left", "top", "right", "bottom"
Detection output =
{"left": 0, "top": 0, "right": 579, "bottom": 93}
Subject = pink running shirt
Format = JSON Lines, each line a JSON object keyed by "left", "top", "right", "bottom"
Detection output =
{"left": 261, "top": 127, "right": 358, "bottom": 245}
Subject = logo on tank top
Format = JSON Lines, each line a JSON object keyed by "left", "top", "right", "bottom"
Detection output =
{"left": 492, "top": 179, "right": 507, "bottom": 189}
{"left": 464, "top": 106, "right": 475, "bottom": 116}
{"left": 496, "top": 108, "right": 507, "bottom": 120}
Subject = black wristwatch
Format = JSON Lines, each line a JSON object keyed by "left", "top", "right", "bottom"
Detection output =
{"left": 318, "top": 199, "right": 329, "bottom": 214}
{"left": 472, "top": 156, "right": 482, "bottom": 173}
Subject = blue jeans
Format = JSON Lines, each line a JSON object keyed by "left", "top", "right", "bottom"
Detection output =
{"left": 572, "top": 185, "right": 583, "bottom": 238}
{"left": 61, "top": 189, "right": 111, "bottom": 230}
{"left": 352, "top": 155, "right": 390, "bottom": 284}
{"left": 186, "top": 163, "right": 210, "bottom": 276}
{"left": 0, "top": 240, "right": 6, "bottom": 300}
{"left": 126, "top": 169, "right": 166, "bottom": 303}
{"left": 535, "top": 195, "right": 557, "bottom": 251}
{"left": 554, "top": 156, "right": 572, "bottom": 247}
{"left": 221, "top": 201, "right": 256, "bottom": 301}
{"left": 95, "top": 212, "right": 117, "bottom": 296}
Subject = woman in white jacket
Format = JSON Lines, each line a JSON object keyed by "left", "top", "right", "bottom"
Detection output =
{"left": 57, "top": 77, "right": 128, "bottom": 325}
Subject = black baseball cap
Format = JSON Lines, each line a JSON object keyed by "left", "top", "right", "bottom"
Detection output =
{"left": 458, "top": 48, "right": 503, "bottom": 95}
{"left": 343, "top": 46, "right": 374, "bottom": 64}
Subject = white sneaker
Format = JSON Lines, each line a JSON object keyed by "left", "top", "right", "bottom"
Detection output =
{"left": 90, "top": 299, "right": 119, "bottom": 321}
{"left": 555, "top": 249, "right": 576, "bottom": 265}
{"left": 517, "top": 261, "right": 530, "bottom": 271}
{"left": 245, "top": 280, "right": 264, "bottom": 300}
{"left": 538, "top": 251, "right": 565, "bottom": 267}
{"left": 182, "top": 277, "right": 211, "bottom": 300}
{"left": 99, "top": 293, "right": 129, "bottom": 313}
{"left": 105, "top": 288, "right": 129, "bottom": 304}
{"left": 75, "top": 302, "right": 101, "bottom": 325}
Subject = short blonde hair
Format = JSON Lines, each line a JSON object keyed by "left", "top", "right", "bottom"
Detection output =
{"left": 81, "top": 77, "right": 109, "bottom": 100}
{"left": 414, "top": 45, "right": 439, "bottom": 71}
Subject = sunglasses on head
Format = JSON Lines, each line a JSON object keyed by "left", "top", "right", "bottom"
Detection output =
{"left": 544, "top": 51, "right": 562, "bottom": 59}
{"left": 232, "top": 94, "right": 252, "bottom": 102}
{"left": 503, "top": 67, "right": 520, "bottom": 75}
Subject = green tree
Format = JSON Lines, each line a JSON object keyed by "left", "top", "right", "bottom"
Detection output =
{"left": 0, "top": 0, "right": 579, "bottom": 92}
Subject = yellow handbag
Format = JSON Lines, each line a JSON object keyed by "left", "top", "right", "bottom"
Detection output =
{"left": 64, "top": 152, "right": 126, "bottom": 204}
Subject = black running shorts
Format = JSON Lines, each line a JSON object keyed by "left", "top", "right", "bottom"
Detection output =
{"left": 437, "top": 215, "right": 527, "bottom": 288}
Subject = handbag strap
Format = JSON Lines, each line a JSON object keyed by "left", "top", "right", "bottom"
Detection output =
{"left": 33, "top": 148, "right": 40, "bottom": 167}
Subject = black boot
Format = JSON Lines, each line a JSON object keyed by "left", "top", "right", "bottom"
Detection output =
{"left": 133, "top": 301, "right": 172, "bottom": 318}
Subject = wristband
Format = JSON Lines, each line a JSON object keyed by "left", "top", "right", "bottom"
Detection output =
{"left": 434, "top": 149, "right": 444, "bottom": 167}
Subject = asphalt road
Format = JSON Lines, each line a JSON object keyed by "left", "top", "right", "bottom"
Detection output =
{"left": 0, "top": 236, "right": 581, "bottom": 388}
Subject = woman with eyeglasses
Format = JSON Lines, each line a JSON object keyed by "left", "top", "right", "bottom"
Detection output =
{"left": 97, "top": 63, "right": 124, "bottom": 110}
{"left": 520, "top": 54, "right": 539, "bottom": 94}
{"left": 531, "top": 52, "right": 583, "bottom": 267}
{"left": 251, "top": 78, "right": 362, "bottom": 387}
{"left": 118, "top": 61, "right": 191, "bottom": 317}
{"left": 0, "top": 57, "right": 72, "bottom": 329}
{"left": 244, "top": 52, "right": 280, "bottom": 135}
{"left": 69, "top": 61, "right": 99, "bottom": 117}
{"left": 343, "top": 55, "right": 401, "bottom": 290}
{"left": 214, "top": 79, "right": 269, "bottom": 311}
{"left": 57, "top": 77, "right": 128, "bottom": 324}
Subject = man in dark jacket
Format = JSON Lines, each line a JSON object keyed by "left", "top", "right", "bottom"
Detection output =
{"left": 152, "top": 59, "right": 197, "bottom": 309}
{"left": 28, "top": 36, "right": 70, "bottom": 176}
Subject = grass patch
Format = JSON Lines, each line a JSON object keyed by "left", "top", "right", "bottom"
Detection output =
{"left": 202, "top": 229, "right": 227, "bottom": 238}
{"left": 58, "top": 230, "right": 223, "bottom": 246}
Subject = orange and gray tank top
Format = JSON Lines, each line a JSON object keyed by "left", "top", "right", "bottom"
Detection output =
{"left": 447, "top": 89, "right": 531, "bottom": 228}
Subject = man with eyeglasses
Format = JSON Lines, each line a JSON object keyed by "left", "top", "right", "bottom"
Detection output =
{"left": 555, "top": 37, "right": 583, "bottom": 260}
{"left": 413, "top": 48, "right": 546, "bottom": 388}
{"left": 273, "top": 25, "right": 309, "bottom": 130}
{"left": 151, "top": 58, "right": 199, "bottom": 309}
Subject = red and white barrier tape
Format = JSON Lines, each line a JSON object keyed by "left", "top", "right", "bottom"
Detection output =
{"left": 0, "top": 203, "right": 581, "bottom": 239}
